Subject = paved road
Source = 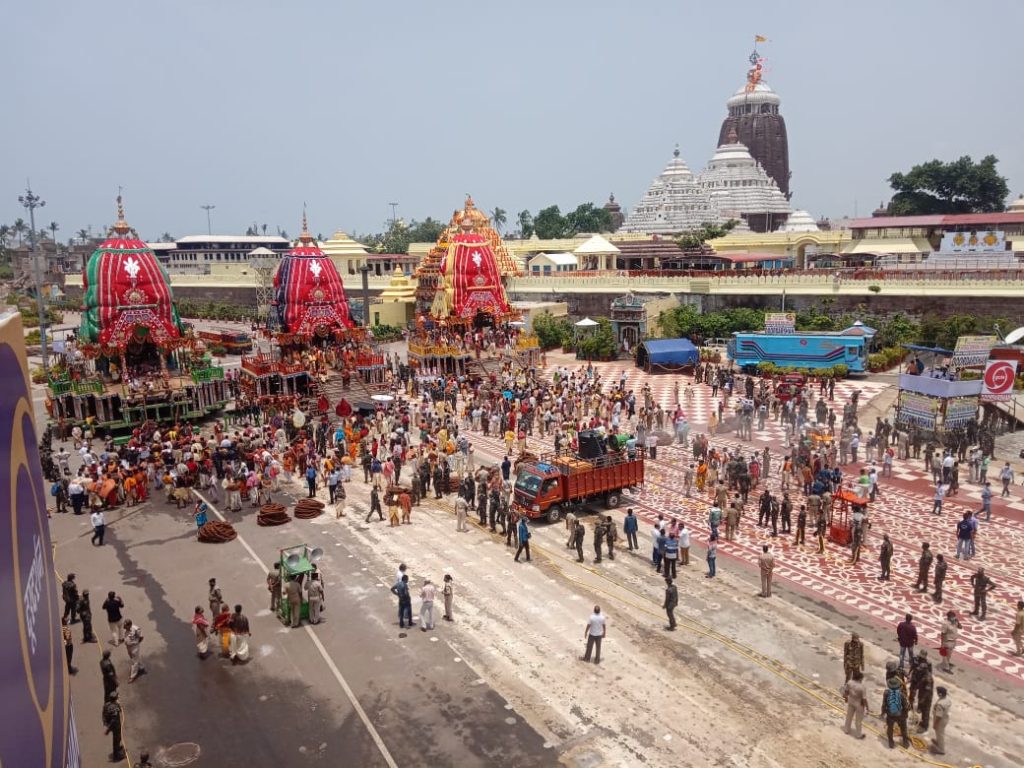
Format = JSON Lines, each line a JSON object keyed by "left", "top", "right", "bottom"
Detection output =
{"left": 51, "top": 479, "right": 551, "bottom": 767}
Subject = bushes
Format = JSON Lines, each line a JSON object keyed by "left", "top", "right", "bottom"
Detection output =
{"left": 176, "top": 299, "right": 254, "bottom": 323}
{"left": 371, "top": 324, "right": 403, "bottom": 342}
{"left": 533, "top": 312, "right": 573, "bottom": 350}
{"left": 754, "top": 362, "right": 850, "bottom": 379}
{"left": 868, "top": 346, "right": 906, "bottom": 371}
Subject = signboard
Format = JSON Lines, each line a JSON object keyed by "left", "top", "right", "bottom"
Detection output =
{"left": 940, "top": 230, "right": 1006, "bottom": 254}
{"left": 944, "top": 396, "right": 979, "bottom": 427}
{"left": 951, "top": 335, "right": 996, "bottom": 369}
{"left": 981, "top": 359, "right": 1019, "bottom": 402}
{"left": 897, "top": 390, "right": 938, "bottom": 428}
{"left": 764, "top": 312, "right": 795, "bottom": 334}
{"left": 0, "top": 310, "right": 79, "bottom": 767}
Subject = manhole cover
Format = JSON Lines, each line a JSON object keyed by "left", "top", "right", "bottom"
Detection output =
{"left": 156, "top": 743, "right": 202, "bottom": 767}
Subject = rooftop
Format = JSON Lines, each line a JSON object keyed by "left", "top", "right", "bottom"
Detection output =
{"left": 175, "top": 234, "right": 289, "bottom": 244}
{"left": 849, "top": 213, "right": 1024, "bottom": 229}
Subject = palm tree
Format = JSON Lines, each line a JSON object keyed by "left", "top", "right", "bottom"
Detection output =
{"left": 49, "top": 222, "right": 59, "bottom": 247}
{"left": 76, "top": 228, "right": 90, "bottom": 244}
{"left": 260, "top": 223, "right": 268, "bottom": 235}
{"left": 490, "top": 207, "right": 507, "bottom": 234}
{"left": 12, "top": 218, "right": 27, "bottom": 247}
{"left": 0, "top": 224, "right": 10, "bottom": 249}
{"left": 159, "top": 232, "right": 174, "bottom": 243}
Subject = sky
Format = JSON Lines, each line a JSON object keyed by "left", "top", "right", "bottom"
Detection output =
{"left": 2, "top": 0, "right": 1021, "bottom": 241}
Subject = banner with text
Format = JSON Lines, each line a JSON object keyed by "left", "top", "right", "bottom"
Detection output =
{"left": 943, "top": 396, "right": 980, "bottom": 427}
{"left": 897, "top": 390, "right": 939, "bottom": 428}
{"left": 951, "top": 335, "right": 996, "bottom": 369}
{"left": 764, "top": 312, "right": 796, "bottom": 334}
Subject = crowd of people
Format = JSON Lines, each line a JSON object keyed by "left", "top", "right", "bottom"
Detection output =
{"left": 50, "top": 331, "right": 1024, "bottom": 764}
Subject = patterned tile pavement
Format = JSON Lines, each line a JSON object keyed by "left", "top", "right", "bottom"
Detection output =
{"left": 458, "top": 360, "right": 1024, "bottom": 682}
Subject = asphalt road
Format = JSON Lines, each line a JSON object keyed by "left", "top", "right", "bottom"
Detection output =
{"left": 51, "top": 475, "right": 552, "bottom": 767}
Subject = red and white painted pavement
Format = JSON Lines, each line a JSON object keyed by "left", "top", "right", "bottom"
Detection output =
{"left": 461, "top": 358, "right": 1024, "bottom": 682}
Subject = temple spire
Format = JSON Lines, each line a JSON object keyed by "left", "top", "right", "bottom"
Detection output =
{"left": 299, "top": 204, "right": 313, "bottom": 244}
{"left": 110, "top": 192, "right": 134, "bottom": 237}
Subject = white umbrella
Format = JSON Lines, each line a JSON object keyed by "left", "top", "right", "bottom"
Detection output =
{"left": 371, "top": 394, "right": 394, "bottom": 403}
{"left": 575, "top": 317, "right": 599, "bottom": 328}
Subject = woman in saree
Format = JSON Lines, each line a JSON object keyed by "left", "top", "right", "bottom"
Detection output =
{"left": 192, "top": 606, "right": 211, "bottom": 658}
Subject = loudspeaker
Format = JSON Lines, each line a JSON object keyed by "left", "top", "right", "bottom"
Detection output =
{"left": 578, "top": 430, "right": 606, "bottom": 460}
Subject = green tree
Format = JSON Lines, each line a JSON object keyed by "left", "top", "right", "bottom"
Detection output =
{"left": 517, "top": 210, "right": 534, "bottom": 239}
{"left": 532, "top": 312, "right": 572, "bottom": 349}
{"left": 48, "top": 222, "right": 59, "bottom": 246}
{"left": 12, "top": 218, "right": 27, "bottom": 247}
{"left": 577, "top": 318, "right": 617, "bottom": 359}
{"left": 533, "top": 206, "right": 567, "bottom": 239}
{"left": 77, "top": 228, "right": 91, "bottom": 244}
{"left": 874, "top": 313, "right": 920, "bottom": 348}
{"left": 407, "top": 217, "right": 446, "bottom": 245}
{"left": 675, "top": 220, "right": 738, "bottom": 250}
{"left": 490, "top": 207, "right": 507, "bottom": 234}
{"left": 888, "top": 155, "right": 1009, "bottom": 215}
{"left": 564, "top": 203, "right": 613, "bottom": 235}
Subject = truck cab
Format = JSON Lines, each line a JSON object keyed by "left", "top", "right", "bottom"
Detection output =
{"left": 513, "top": 462, "right": 563, "bottom": 521}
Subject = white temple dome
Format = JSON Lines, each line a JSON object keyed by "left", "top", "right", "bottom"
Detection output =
{"left": 779, "top": 209, "right": 820, "bottom": 232}
{"left": 726, "top": 81, "right": 781, "bottom": 109}
{"left": 1008, "top": 194, "right": 1024, "bottom": 213}
{"left": 696, "top": 136, "right": 789, "bottom": 226}
{"left": 620, "top": 145, "right": 717, "bottom": 235}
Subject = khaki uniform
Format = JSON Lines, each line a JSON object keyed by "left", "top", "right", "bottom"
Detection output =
{"left": 930, "top": 696, "right": 951, "bottom": 754}
{"left": 758, "top": 552, "right": 775, "bottom": 597}
{"left": 841, "top": 678, "right": 868, "bottom": 738}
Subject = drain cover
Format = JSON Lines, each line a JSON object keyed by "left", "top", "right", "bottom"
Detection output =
{"left": 156, "top": 743, "right": 202, "bottom": 767}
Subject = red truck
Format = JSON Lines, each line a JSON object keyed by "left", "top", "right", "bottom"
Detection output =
{"left": 512, "top": 450, "right": 645, "bottom": 523}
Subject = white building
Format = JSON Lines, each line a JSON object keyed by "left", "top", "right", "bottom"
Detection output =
{"left": 156, "top": 235, "right": 290, "bottom": 274}
{"left": 620, "top": 146, "right": 718, "bottom": 235}
{"left": 696, "top": 132, "right": 790, "bottom": 232}
{"left": 778, "top": 209, "right": 820, "bottom": 233}
{"left": 527, "top": 252, "right": 578, "bottom": 275}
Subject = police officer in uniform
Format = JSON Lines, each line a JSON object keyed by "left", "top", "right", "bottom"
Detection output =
{"left": 306, "top": 573, "right": 324, "bottom": 625}
{"left": 102, "top": 690, "right": 125, "bottom": 761}
{"left": 286, "top": 576, "right": 303, "bottom": 628}
{"left": 593, "top": 519, "right": 606, "bottom": 563}
{"left": 488, "top": 488, "right": 500, "bottom": 532}
{"left": 100, "top": 649, "right": 118, "bottom": 703}
{"left": 573, "top": 520, "right": 586, "bottom": 562}
{"left": 267, "top": 563, "right": 282, "bottom": 612}
{"left": 366, "top": 486, "right": 383, "bottom": 522}
{"left": 604, "top": 515, "right": 617, "bottom": 560}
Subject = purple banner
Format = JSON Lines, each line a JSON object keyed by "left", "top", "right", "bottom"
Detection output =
{"left": 0, "top": 311, "right": 77, "bottom": 767}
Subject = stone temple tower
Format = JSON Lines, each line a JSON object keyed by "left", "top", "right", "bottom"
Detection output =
{"left": 717, "top": 46, "right": 791, "bottom": 200}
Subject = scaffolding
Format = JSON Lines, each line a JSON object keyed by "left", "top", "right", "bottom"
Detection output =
{"left": 248, "top": 247, "right": 279, "bottom": 327}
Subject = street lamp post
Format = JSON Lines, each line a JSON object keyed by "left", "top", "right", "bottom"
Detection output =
{"left": 18, "top": 184, "right": 48, "bottom": 374}
{"left": 201, "top": 204, "right": 216, "bottom": 235}
{"left": 389, "top": 202, "right": 399, "bottom": 229}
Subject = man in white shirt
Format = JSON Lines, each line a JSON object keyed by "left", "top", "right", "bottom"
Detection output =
{"left": 581, "top": 605, "right": 606, "bottom": 664}
{"left": 645, "top": 434, "right": 659, "bottom": 460}
{"left": 91, "top": 510, "right": 106, "bottom": 546}
{"left": 678, "top": 523, "right": 691, "bottom": 566}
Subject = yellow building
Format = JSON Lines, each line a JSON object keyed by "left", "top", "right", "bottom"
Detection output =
{"left": 708, "top": 229, "right": 849, "bottom": 268}
{"left": 370, "top": 267, "right": 416, "bottom": 327}
{"left": 319, "top": 230, "right": 371, "bottom": 277}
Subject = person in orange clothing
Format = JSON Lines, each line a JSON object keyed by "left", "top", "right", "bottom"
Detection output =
{"left": 123, "top": 473, "right": 137, "bottom": 507}
{"left": 212, "top": 604, "right": 233, "bottom": 657}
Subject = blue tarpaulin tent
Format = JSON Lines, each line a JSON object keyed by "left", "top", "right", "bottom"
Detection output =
{"left": 636, "top": 338, "right": 699, "bottom": 372}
